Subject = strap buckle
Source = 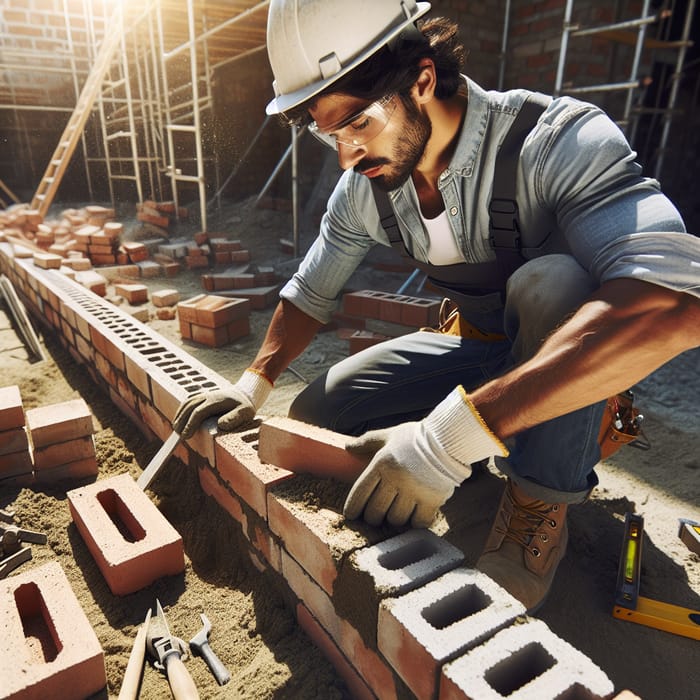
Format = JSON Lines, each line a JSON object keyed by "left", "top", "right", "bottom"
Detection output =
{"left": 488, "top": 198, "right": 521, "bottom": 249}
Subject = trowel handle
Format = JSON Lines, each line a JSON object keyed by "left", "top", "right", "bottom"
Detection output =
{"left": 164, "top": 653, "right": 200, "bottom": 700}
{"left": 200, "top": 643, "right": 231, "bottom": 685}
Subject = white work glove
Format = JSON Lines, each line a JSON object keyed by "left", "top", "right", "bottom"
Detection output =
{"left": 173, "top": 369, "right": 273, "bottom": 439}
{"left": 343, "top": 387, "right": 508, "bottom": 528}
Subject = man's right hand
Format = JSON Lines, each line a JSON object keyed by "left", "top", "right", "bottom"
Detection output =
{"left": 173, "top": 369, "right": 273, "bottom": 439}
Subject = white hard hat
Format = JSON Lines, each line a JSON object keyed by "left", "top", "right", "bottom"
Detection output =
{"left": 265, "top": 0, "right": 432, "bottom": 115}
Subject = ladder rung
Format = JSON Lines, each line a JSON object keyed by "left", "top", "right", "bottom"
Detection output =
{"left": 106, "top": 131, "right": 133, "bottom": 141}
{"left": 167, "top": 124, "right": 197, "bottom": 133}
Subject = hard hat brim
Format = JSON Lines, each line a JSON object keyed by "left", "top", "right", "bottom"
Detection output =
{"left": 265, "top": 1, "right": 432, "bottom": 115}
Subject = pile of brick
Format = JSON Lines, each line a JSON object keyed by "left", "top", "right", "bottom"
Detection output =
{"left": 136, "top": 199, "right": 188, "bottom": 233}
{"left": 177, "top": 293, "right": 251, "bottom": 347}
{"left": 0, "top": 388, "right": 97, "bottom": 485}
{"left": 0, "top": 385, "right": 33, "bottom": 483}
{"left": 336, "top": 289, "right": 441, "bottom": 353}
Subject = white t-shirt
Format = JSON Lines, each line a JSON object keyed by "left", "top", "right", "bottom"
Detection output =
{"left": 422, "top": 209, "right": 466, "bottom": 265}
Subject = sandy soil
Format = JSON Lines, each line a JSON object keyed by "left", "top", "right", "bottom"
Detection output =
{"left": 1, "top": 197, "right": 698, "bottom": 699}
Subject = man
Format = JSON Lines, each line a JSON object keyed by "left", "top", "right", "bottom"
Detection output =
{"left": 175, "top": 0, "right": 700, "bottom": 612}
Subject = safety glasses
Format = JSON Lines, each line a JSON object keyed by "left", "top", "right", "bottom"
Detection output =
{"left": 308, "top": 94, "right": 397, "bottom": 150}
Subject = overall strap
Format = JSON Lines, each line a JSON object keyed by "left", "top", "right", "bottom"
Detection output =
{"left": 488, "top": 92, "right": 551, "bottom": 278}
{"left": 371, "top": 91, "right": 551, "bottom": 286}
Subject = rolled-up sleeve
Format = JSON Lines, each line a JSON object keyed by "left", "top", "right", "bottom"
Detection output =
{"left": 537, "top": 103, "right": 699, "bottom": 298}
{"left": 279, "top": 172, "right": 378, "bottom": 323}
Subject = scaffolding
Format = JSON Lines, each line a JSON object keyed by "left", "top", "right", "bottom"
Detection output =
{"left": 1, "top": 0, "right": 270, "bottom": 228}
{"left": 554, "top": 0, "right": 696, "bottom": 178}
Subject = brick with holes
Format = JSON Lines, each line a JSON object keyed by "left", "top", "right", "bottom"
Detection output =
{"left": 378, "top": 567, "right": 525, "bottom": 700}
{"left": 67, "top": 473, "right": 184, "bottom": 595}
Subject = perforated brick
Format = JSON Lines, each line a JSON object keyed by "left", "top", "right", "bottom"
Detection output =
{"left": 439, "top": 618, "right": 614, "bottom": 700}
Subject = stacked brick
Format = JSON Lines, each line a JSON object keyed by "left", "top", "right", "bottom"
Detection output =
{"left": 177, "top": 293, "right": 251, "bottom": 347}
{"left": 0, "top": 204, "right": 166, "bottom": 298}
{"left": 0, "top": 385, "right": 33, "bottom": 483}
{"left": 337, "top": 289, "right": 441, "bottom": 354}
{"left": 0, "top": 388, "right": 98, "bottom": 485}
{"left": 136, "top": 199, "right": 188, "bottom": 233}
{"left": 0, "top": 242, "right": 627, "bottom": 699}
{"left": 25, "top": 398, "right": 98, "bottom": 483}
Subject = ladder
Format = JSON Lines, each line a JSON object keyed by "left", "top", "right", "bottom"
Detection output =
{"left": 554, "top": 0, "right": 695, "bottom": 175}
{"left": 30, "top": 7, "right": 124, "bottom": 217}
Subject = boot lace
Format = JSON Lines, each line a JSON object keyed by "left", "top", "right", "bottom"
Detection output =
{"left": 496, "top": 485, "right": 560, "bottom": 558}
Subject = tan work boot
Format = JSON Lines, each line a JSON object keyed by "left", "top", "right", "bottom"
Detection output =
{"left": 477, "top": 478, "right": 568, "bottom": 612}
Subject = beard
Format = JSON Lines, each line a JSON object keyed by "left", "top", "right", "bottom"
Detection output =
{"left": 355, "top": 98, "right": 432, "bottom": 192}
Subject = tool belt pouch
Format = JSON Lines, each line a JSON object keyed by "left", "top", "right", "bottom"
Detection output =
{"left": 598, "top": 390, "right": 645, "bottom": 459}
{"left": 423, "top": 298, "right": 506, "bottom": 342}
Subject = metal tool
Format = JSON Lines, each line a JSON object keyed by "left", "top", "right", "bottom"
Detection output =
{"left": 145, "top": 599, "right": 199, "bottom": 700}
{"left": 118, "top": 608, "right": 152, "bottom": 700}
{"left": 0, "top": 523, "right": 47, "bottom": 557}
{"left": 137, "top": 431, "right": 181, "bottom": 491}
{"left": 0, "top": 547, "right": 32, "bottom": 579}
{"left": 612, "top": 511, "right": 700, "bottom": 640}
{"left": 189, "top": 614, "right": 230, "bottom": 686}
{"left": 0, "top": 508, "right": 15, "bottom": 523}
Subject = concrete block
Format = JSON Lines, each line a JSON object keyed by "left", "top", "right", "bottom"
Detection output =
{"left": 67, "top": 473, "right": 185, "bottom": 595}
{"left": 378, "top": 568, "right": 526, "bottom": 700}
{"left": 0, "top": 385, "right": 25, "bottom": 430}
{"left": 25, "top": 398, "right": 94, "bottom": 449}
{"left": 0, "top": 561, "right": 105, "bottom": 700}
{"left": 214, "top": 429, "right": 293, "bottom": 518}
{"left": 439, "top": 618, "right": 614, "bottom": 700}
{"left": 258, "top": 416, "right": 369, "bottom": 483}
{"left": 349, "top": 528, "right": 465, "bottom": 598}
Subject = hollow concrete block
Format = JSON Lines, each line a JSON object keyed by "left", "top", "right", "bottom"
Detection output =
{"left": 378, "top": 568, "right": 526, "bottom": 700}
{"left": 439, "top": 617, "right": 614, "bottom": 700}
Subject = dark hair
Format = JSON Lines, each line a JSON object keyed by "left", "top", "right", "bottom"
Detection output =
{"left": 282, "top": 17, "right": 465, "bottom": 126}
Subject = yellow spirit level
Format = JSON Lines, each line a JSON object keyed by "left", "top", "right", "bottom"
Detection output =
{"left": 612, "top": 512, "right": 700, "bottom": 640}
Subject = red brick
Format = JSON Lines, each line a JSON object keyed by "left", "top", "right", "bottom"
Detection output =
{"left": 67, "top": 473, "right": 185, "bottom": 595}
{"left": 347, "top": 329, "right": 391, "bottom": 354}
{"left": 0, "top": 450, "right": 34, "bottom": 479}
{"left": 296, "top": 604, "right": 376, "bottom": 700}
{"left": 25, "top": 398, "right": 94, "bottom": 448}
{"left": 0, "top": 385, "right": 25, "bottom": 430}
{"left": 194, "top": 296, "right": 250, "bottom": 328}
{"left": 151, "top": 288, "right": 180, "bottom": 307}
{"left": 34, "top": 456, "right": 98, "bottom": 483}
{"left": 32, "top": 435, "right": 96, "bottom": 471}
{"left": 283, "top": 550, "right": 400, "bottom": 700}
{"left": 0, "top": 561, "right": 106, "bottom": 700}
{"left": 0, "top": 427, "right": 29, "bottom": 455}
{"left": 32, "top": 252, "right": 62, "bottom": 269}
{"left": 214, "top": 429, "right": 294, "bottom": 518}
{"left": 258, "top": 416, "right": 369, "bottom": 483}
{"left": 114, "top": 283, "right": 148, "bottom": 304}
